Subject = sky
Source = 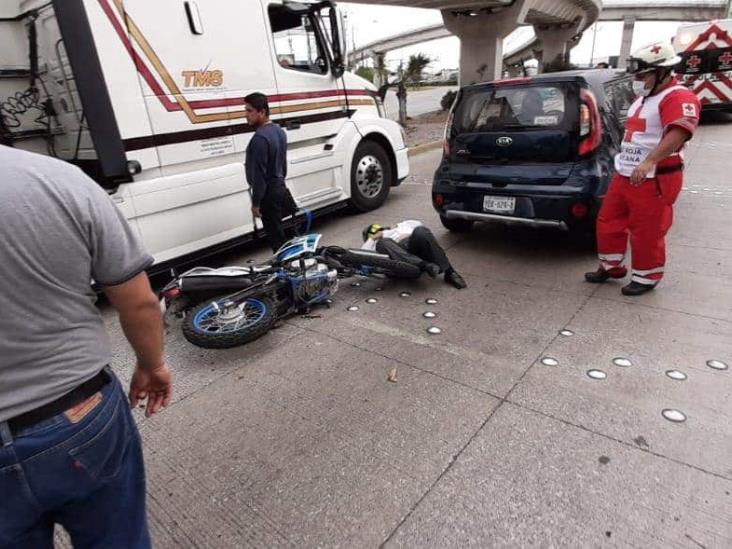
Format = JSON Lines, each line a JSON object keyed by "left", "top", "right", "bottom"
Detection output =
{"left": 340, "top": 2, "right": 696, "bottom": 71}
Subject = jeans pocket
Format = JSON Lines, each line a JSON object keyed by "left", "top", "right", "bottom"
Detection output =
{"left": 69, "top": 397, "right": 132, "bottom": 483}
{"left": 656, "top": 171, "right": 683, "bottom": 206}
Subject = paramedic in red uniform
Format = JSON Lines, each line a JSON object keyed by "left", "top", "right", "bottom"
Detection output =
{"left": 585, "top": 42, "right": 701, "bottom": 296}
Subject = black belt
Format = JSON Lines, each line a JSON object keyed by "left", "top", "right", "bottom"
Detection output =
{"left": 7, "top": 369, "right": 112, "bottom": 435}
{"left": 656, "top": 164, "right": 683, "bottom": 175}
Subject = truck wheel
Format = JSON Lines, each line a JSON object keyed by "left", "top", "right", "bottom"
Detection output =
{"left": 349, "top": 141, "right": 392, "bottom": 212}
{"left": 440, "top": 215, "right": 474, "bottom": 232}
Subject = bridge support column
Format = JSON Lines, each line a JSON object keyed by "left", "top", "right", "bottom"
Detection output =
{"left": 618, "top": 16, "right": 636, "bottom": 70}
{"left": 534, "top": 23, "right": 581, "bottom": 73}
{"left": 442, "top": 1, "right": 527, "bottom": 85}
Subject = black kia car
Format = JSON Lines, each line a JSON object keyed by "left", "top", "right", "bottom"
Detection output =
{"left": 432, "top": 69, "right": 635, "bottom": 235}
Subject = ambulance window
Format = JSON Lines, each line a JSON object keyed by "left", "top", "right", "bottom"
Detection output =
{"left": 269, "top": 7, "right": 328, "bottom": 75}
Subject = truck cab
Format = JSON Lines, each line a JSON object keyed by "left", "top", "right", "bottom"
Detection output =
{"left": 0, "top": 0, "right": 409, "bottom": 271}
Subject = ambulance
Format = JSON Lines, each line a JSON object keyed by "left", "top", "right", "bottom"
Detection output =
{"left": 0, "top": 1, "right": 409, "bottom": 270}
{"left": 673, "top": 18, "right": 732, "bottom": 112}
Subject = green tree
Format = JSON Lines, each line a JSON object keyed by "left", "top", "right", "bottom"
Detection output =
{"left": 394, "top": 53, "right": 432, "bottom": 126}
{"left": 355, "top": 66, "right": 375, "bottom": 83}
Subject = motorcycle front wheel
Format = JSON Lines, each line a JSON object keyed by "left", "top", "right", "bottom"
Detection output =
{"left": 182, "top": 295, "right": 277, "bottom": 349}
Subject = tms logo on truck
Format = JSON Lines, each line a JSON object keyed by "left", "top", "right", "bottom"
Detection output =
{"left": 181, "top": 70, "right": 224, "bottom": 87}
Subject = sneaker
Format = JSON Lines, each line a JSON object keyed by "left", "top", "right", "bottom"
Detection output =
{"left": 584, "top": 268, "right": 626, "bottom": 284}
{"left": 621, "top": 281, "right": 656, "bottom": 296}
{"left": 445, "top": 269, "right": 467, "bottom": 289}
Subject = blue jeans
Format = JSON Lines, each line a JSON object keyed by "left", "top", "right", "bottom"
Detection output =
{"left": 0, "top": 371, "right": 150, "bottom": 548}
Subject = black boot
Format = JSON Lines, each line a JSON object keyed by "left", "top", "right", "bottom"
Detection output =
{"left": 621, "top": 281, "right": 656, "bottom": 296}
{"left": 445, "top": 268, "right": 467, "bottom": 289}
{"left": 584, "top": 268, "right": 625, "bottom": 284}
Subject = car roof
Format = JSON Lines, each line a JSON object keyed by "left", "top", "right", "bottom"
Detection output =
{"left": 461, "top": 69, "right": 627, "bottom": 105}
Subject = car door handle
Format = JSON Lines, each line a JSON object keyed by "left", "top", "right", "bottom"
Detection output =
{"left": 285, "top": 120, "right": 301, "bottom": 131}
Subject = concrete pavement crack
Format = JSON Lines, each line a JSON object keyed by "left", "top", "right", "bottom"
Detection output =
{"left": 501, "top": 400, "right": 732, "bottom": 483}
{"left": 378, "top": 397, "right": 508, "bottom": 548}
{"left": 285, "top": 319, "right": 505, "bottom": 402}
{"left": 591, "top": 294, "right": 732, "bottom": 325}
{"left": 504, "top": 285, "right": 599, "bottom": 401}
{"left": 374, "top": 288, "right": 599, "bottom": 546}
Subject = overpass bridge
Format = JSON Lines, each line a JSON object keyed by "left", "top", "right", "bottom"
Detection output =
{"left": 348, "top": 1, "right": 728, "bottom": 76}
{"left": 345, "top": 0, "right": 602, "bottom": 84}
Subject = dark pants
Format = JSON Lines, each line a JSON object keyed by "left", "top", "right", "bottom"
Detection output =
{"left": 375, "top": 226, "right": 452, "bottom": 273}
{"left": 0, "top": 372, "right": 150, "bottom": 548}
{"left": 259, "top": 185, "right": 292, "bottom": 252}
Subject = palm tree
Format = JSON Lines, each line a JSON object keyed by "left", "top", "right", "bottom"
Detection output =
{"left": 376, "top": 53, "right": 432, "bottom": 127}
{"left": 395, "top": 53, "right": 432, "bottom": 126}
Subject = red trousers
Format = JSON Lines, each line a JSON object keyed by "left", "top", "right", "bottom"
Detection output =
{"left": 596, "top": 171, "right": 683, "bottom": 286}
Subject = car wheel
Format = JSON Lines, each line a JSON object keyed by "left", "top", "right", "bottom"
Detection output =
{"left": 440, "top": 215, "right": 474, "bottom": 232}
{"left": 349, "top": 141, "right": 392, "bottom": 212}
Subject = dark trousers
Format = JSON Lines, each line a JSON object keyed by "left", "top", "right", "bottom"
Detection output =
{"left": 259, "top": 186, "right": 292, "bottom": 252}
{"left": 0, "top": 373, "right": 150, "bottom": 548}
{"left": 375, "top": 226, "right": 452, "bottom": 273}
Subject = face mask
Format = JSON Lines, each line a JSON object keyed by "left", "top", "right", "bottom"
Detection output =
{"left": 632, "top": 80, "right": 651, "bottom": 97}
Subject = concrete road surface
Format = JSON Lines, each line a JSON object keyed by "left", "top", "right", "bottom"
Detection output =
{"left": 384, "top": 86, "right": 457, "bottom": 120}
{"left": 101, "top": 116, "right": 732, "bottom": 547}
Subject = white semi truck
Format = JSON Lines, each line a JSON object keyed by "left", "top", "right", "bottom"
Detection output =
{"left": 0, "top": 0, "right": 409, "bottom": 271}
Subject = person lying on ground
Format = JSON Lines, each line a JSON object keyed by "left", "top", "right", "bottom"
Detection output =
{"left": 361, "top": 220, "right": 467, "bottom": 289}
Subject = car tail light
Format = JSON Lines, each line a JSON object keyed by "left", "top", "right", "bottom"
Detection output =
{"left": 570, "top": 202, "right": 589, "bottom": 219}
{"left": 434, "top": 194, "right": 445, "bottom": 207}
{"left": 443, "top": 103, "right": 456, "bottom": 158}
{"left": 578, "top": 88, "right": 602, "bottom": 156}
{"left": 579, "top": 104, "right": 591, "bottom": 137}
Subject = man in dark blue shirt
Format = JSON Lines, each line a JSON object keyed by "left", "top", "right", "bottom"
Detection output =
{"left": 244, "top": 93, "right": 295, "bottom": 252}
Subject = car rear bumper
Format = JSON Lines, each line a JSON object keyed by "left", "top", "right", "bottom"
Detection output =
{"left": 443, "top": 209, "right": 569, "bottom": 230}
{"left": 432, "top": 180, "right": 600, "bottom": 230}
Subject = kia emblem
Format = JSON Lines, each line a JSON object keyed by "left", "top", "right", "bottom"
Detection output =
{"left": 496, "top": 136, "right": 513, "bottom": 146}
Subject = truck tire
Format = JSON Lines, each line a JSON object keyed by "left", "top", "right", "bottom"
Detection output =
{"left": 440, "top": 215, "right": 474, "bottom": 232}
{"left": 349, "top": 141, "right": 392, "bottom": 212}
{"left": 182, "top": 296, "right": 277, "bottom": 349}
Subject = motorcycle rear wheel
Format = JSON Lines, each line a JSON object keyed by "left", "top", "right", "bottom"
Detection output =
{"left": 182, "top": 295, "right": 277, "bottom": 349}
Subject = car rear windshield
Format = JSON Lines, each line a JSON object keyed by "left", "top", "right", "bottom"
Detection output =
{"left": 452, "top": 83, "right": 574, "bottom": 134}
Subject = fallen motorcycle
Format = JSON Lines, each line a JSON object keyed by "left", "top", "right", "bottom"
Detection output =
{"left": 160, "top": 234, "right": 421, "bottom": 349}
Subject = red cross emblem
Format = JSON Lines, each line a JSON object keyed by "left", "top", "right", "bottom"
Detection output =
{"left": 624, "top": 112, "right": 647, "bottom": 142}
{"left": 650, "top": 45, "right": 662, "bottom": 54}
{"left": 687, "top": 55, "right": 702, "bottom": 69}
{"left": 719, "top": 51, "right": 732, "bottom": 65}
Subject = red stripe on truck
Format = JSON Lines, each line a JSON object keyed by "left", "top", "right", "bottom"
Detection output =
{"left": 97, "top": 0, "right": 376, "bottom": 115}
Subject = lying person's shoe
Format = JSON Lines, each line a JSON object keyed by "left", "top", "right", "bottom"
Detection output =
{"left": 621, "top": 281, "right": 656, "bottom": 296}
{"left": 584, "top": 268, "right": 626, "bottom": 284}
{"left": 422, "top": 262, "right": 441, "bottom": 278}
{"left": 445, "top": 269, "right": 467, "bottom": 289}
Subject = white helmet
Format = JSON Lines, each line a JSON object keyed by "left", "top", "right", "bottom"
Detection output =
{"left": 626, "top": 41, "right": 681, "bottom": 74}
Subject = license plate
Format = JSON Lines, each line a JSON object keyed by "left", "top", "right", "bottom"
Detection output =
{"left": 483, "top": 195, "right": 515, "bottom": 214}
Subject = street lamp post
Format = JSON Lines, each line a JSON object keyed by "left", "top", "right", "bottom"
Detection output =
{"left": 589, "top": 22, "right": 599, "bottom": 66}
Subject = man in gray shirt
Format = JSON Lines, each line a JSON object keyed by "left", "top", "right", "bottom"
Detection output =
{"left": 0, "top": 144, "right": 172, "bottom": 548}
